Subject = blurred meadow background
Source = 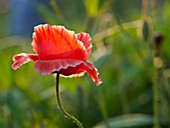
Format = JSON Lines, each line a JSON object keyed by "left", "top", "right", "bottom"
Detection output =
{"left": 0, "top": 0, "right": 170, "bottom": 127}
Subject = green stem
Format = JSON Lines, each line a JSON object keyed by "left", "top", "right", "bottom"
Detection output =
{"left": 112, "top": 9, "right": 147, "bottom": 64}
{"left": 55, "top": 73, "right": 83, "bottom": 128}
{"left": 152, "top": 66, "right": 160, "bottom": 128}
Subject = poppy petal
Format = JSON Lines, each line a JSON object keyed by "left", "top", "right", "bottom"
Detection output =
{"left": 32, "top": 24, "right": 88, "bottom": 60}
{"left": 34, "top": 59, "right": 102, "bottom": 86}
{"left": 34, "top": 59, "right": 82, "bottom": 75}
{"left": 61, "top": 68, "right": 86, "bottom": 78}
{"left": 77, "top": 32, "right": 92, "bottom": 58}
{"left": 12, "top": 53, "right": 39, "bottom": 70}
{"left": 81, "top": 61, "right": 102, "bottom": 86}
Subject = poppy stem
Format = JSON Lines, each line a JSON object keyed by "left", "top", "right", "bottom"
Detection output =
{"left": 55, "top": 72, "right": 84, "bottom": 128}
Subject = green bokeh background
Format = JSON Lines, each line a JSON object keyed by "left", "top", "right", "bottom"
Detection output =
{"left": 0, "top": 0, "right": 170, "bottom": 128}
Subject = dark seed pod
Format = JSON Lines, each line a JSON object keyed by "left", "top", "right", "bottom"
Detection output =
{"left": 154, "top": 33, "right": 164, "bottom": 55}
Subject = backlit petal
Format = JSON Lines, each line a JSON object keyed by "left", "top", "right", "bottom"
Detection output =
{"left": 12, "top": 53, "right": 39, "bottom": 70}
{"left": 32, "top": 24, "right": 88, "bottom": 60}
{"left": 34, "top": 59, "right": 102, "bottom": 86}
{"left": 61, "top": 68, "right": 86, "bottom": 78}
{"left": 77, "top": 32, "right": 92, "bottom": 58}
{"left": 34, "top": 59, "right": 82, "bottom": 75}
{"left": 81, "top": 61, "right": 102, "bottom": 86}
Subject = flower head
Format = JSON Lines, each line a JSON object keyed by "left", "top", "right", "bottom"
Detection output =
{"left": 12, "top": 24, "right": 102, "bottom": 86}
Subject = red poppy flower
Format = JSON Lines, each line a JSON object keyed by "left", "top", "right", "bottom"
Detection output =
{"left": 12, "top": 24, "right": 102, "bottom": 86}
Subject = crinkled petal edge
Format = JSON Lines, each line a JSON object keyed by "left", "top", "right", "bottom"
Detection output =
{"left": 34, "top": 59, "right": 102, "bottom": 86}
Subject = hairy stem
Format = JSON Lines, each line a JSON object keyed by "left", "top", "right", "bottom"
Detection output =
{"left": 55, "top": 73, "right": 83, "bottom": 128}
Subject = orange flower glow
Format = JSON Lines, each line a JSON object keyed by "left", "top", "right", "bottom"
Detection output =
{"left": 12, "top": 24, "right": 102, "bottom": 86}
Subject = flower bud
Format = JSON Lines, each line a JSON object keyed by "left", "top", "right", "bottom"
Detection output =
{"left": 154, "top": 33, "right": 163, "bottom": 55}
